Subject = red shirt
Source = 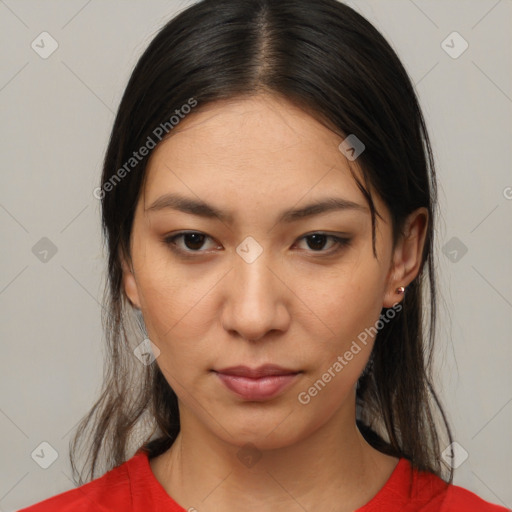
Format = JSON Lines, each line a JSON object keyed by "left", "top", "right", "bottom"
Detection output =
{"left": 18, "top": 449, "right": 509, "bottom": 511}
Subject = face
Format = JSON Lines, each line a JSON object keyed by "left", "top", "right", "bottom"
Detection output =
{"left": 123, "top": 94, "right": 419, "bottom": 450}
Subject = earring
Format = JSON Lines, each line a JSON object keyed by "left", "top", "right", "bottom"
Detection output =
{"left": 396, "top": 286, "right": 405, "bottom": 294}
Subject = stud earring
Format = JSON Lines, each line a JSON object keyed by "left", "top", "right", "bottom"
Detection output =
{"left": 396, "top": 286, "right": 405, "bottom": 294}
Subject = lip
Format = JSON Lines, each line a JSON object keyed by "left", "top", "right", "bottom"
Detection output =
{"left": 214, "top": 365, "right": 300, "bottom": 401}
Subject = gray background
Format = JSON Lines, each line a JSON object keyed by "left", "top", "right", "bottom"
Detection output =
{"left": 1, "top": 0, "right": 511, "bottom": 510}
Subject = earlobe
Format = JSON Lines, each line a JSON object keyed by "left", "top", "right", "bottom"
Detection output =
{"left": 383, "top": 270, "right": 406, "bottom": 308}
{"left": 383, "top": 207, "right": 429, "bottom": 308}
{"left": 121, "top": 256, "right": 141, "bottom": 309}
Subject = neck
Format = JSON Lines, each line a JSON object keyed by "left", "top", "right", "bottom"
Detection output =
{"left": 150, "top": 399, "right": 398, "bottom": 512}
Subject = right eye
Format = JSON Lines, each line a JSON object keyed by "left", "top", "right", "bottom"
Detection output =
{"left": 163, "top": 231, "right": 221, "bottom": 254}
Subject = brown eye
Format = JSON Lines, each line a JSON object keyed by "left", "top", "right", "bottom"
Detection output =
{"left": 306, "top": 234, "right": 329, "bottom": 251}
{"left": 163, "top": 231, "right": 350, "bottom": 257}
{"left": 181, "top": 233, "right": 206, "bottom": 250}
{"left": 163, "top": 231, "right": 218, "bottom": 253}
{"left": 297, "top": 233, "right": 351, "bottom": 253}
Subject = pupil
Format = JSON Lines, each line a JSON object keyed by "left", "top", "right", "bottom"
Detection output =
{"left": 185, "top": 233, "right": 205, "bottom": 250}
{"left": 308, "top": 234, "right": 326, "bottom": 250}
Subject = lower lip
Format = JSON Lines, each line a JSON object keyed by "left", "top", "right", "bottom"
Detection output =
{"left": 215, "top": 372, "right": 299, "bottom": 401}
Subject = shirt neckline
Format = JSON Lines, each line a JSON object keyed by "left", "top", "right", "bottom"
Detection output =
{"left": 130, "top": 448, "right": 412, "bottom": 511}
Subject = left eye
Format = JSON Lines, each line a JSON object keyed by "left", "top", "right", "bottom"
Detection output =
{"left": 163, "top": 232, "right": 350, "bottom": 254}
{"left": 296, "top": 233, "right": 351, "bottom": 252}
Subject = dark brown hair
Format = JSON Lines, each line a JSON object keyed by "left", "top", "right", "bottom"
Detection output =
{"left": 70, "top": 0, "right": 453, "bottom": 485}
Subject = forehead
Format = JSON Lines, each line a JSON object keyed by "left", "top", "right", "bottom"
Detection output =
{"left": 149, "top": 94, "right": 344, "bottom": 164}
{"left": 142, "top": 94, "right": 370, "bottom": 216}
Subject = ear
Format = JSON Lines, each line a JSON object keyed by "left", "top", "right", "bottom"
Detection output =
{"left": 383, "top": 207, "right": 429, "bottom": 308}
{"left": 120, "top": 251, "right": 141, "bottom": 310}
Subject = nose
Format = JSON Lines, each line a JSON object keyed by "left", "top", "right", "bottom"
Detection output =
{"left": 220, "top": 251, "right": 291, "bottom": 342}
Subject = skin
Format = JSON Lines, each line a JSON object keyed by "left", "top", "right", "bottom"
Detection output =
{"left": 122, "top": 94, "right": 428, "bottom": 512}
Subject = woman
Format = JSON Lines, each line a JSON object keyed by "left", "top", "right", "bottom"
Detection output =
{"left": 19, "top": 0, "right": 508, "bottom": 510}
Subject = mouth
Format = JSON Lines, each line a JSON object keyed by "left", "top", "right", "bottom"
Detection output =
{"left": 213, "top": 365, "right": 301, "bottom": 401}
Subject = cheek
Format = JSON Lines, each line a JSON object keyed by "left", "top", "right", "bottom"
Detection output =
{"left": 134, "top": 257, "right": 223, "bottom": 376}
{"left": 305, "top": 257, "right": 384, "bottom": 339}
{"left": 297, "top": 260, "right": 384, "bottom": 385}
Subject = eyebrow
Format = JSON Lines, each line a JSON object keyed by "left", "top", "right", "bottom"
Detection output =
{"left": 146, "top": 193, "right": 367, "bottom": 223}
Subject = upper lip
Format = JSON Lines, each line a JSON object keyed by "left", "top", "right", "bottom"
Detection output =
{"left": 214, "top": 364, "right": 299, "bottom": 378}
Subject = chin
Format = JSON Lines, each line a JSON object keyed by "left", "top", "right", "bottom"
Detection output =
{"left": 207, "top": 405, "right": 313, "bottom": 452}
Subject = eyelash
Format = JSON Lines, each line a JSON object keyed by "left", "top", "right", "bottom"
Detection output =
{"left": 162, "top": 231, "right": 352, "bottom": 257}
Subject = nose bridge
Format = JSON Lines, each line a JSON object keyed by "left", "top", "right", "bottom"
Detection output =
{"left": 236, "top": 250, "right": 273, "bottom": 301}
{"left": 221, "top": 239, "right": 289, "bottom": 340}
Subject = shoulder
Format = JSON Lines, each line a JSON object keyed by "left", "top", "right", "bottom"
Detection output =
{"left": 17, "top": 452, "right": 144, "bottom": 512}
{"left": 371, "top": 458, "right": 509, "bottom": 512}
{"left": 408, "top": 464, "right": 509, "bottom": 512}
{"left": 440, "top": 484, "right": 510, "bottom": 512}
